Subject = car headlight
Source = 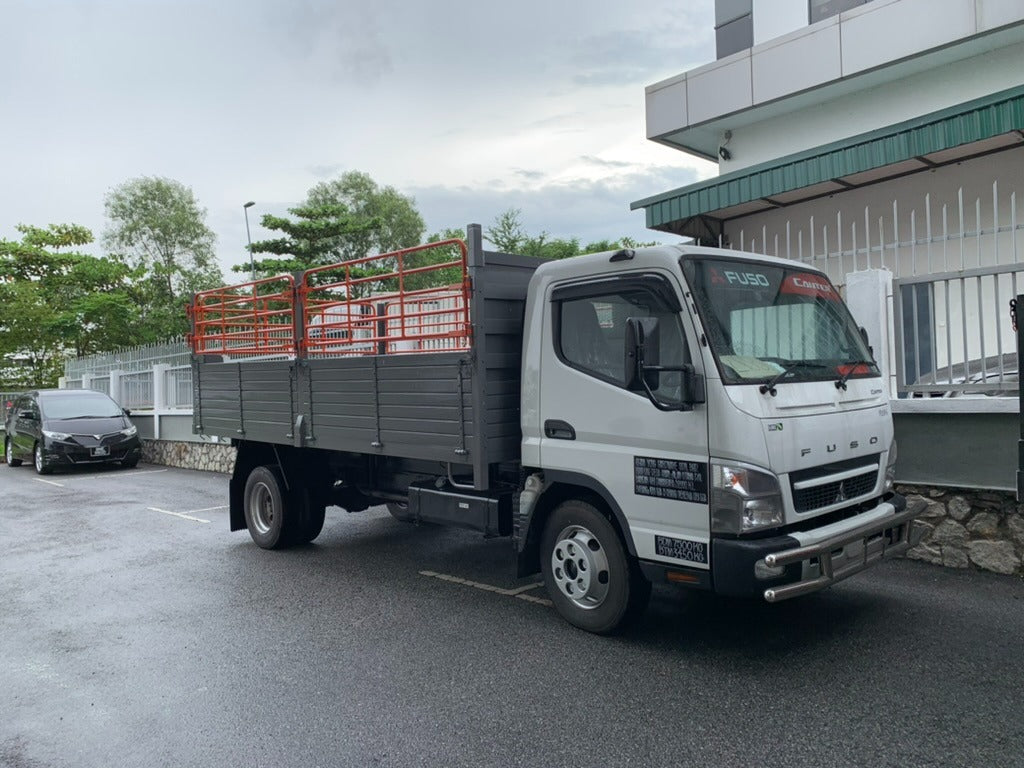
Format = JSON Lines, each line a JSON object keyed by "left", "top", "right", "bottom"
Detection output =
{"left": 711, "top": 461, "right": 784, "bottom": 535}
{"left": 120, "top": 425, "right": 138, "bottom": 438}
{"left": 42, "top": 430, "right": 72, "bottom": 441}
{"left": 884, "top": 438, "right": 897, "bottom": 492}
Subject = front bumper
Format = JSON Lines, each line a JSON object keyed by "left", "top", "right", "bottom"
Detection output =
{"left": 711, "top": 494, "right": 926, "bottom": 602}
{"left": 43, "top": 436, "right": 142, "bottom": 465}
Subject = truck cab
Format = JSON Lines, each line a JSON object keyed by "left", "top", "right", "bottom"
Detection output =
{"left": 517, "top": 244, "right": 920, "bottom": 632}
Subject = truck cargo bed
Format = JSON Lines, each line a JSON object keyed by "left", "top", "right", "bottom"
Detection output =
{"left": 190, "top": 226, "right": 542, "bottom": 489}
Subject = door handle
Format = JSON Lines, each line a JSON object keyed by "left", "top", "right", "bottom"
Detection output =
{"left": 544, "top": 419, "right": 576, "bottom": 440}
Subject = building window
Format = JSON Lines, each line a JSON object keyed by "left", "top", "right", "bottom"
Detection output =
{"left": 716, "top": 13, "right": 754, "bottom": 58}
{"left": 809, "top": 0, "right": 868, "bottom": 24}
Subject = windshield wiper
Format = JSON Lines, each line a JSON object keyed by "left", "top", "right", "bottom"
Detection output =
{"left": 835, "top": 359, "right": 876, "bottom": 390}
{"left": 759, "top": 361, "right": 831, "bottom": 396}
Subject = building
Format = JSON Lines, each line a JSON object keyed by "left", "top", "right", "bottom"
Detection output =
{"left": 632, "top": 0, "right": 1024, "bottom": 490}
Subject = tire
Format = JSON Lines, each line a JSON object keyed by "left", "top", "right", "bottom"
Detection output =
{"left": 243, "top": 465, "right": 294, "bottom": 549}
{"left": 5, "top": 438, "right": 22, "bottom": 467}
{"left": 540, "top": 499, "right": 651, "bottom": 635}
{"left": 34, "top": 442, "right": 52, "bottom": 475}
{"left": 121, "top": 457, "right": 139, "bottom": 469}
{"left": 290, "top": 486, "right": 326, "bottom": 545}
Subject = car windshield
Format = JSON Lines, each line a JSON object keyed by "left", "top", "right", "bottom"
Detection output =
{"left": 40, "top": 393, "right": 124, "bottom": 419}
{"left": 682, "top": 257, "right": 877, "bottom": 386}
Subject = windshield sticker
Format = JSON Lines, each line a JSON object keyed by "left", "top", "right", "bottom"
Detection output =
{"left": 781, "top": 273, "right": 839, "bottom": 301}
{"left": 709, "top": 267, "right": 771, "bottom": 288}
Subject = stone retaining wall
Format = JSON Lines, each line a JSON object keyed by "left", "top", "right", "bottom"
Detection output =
{"left": 136, "top": 442, "right": 1024, "bottom": 577}
{"left": 142, "top": 439, "right": 236, "bottom": 474}
{"left": 901, "top": 485, "right": 1024, "bottom": 576}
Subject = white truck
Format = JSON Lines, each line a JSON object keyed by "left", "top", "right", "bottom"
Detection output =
{"left": 188, "top": 224, "right": 923, "bottom": 634}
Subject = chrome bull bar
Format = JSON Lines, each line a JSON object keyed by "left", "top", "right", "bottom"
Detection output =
{"left": 762, "top": 500, "right": 926, "bottom": 603}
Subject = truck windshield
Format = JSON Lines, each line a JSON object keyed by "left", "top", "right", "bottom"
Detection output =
{"left": 682, "top": 257, "right": 877, "bottom": 386}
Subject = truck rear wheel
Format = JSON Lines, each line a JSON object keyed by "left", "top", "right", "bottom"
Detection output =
{"left": 243, "top": 465, "right": 293, "bottom": 549}
{"left": 541, "top": 499, "right": 650, "bottom": 634}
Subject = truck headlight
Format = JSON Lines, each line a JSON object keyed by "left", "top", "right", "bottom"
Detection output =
{"left": 884, "top": 439, "right": 897, "bottom": 492}
{"left": 711, "top": 462, "right": 784, "bottom": 535}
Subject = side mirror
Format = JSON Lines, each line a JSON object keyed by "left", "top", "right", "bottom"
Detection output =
{"left": 123, "top": 408, "right": 132, "bottom": 417}
{"left": 624, "top": 317, "right": 660, "bottom": 391}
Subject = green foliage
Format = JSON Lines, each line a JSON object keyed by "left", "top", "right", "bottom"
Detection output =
{"left": 484, "top": 208, "right": 660, "bottom": 261}
{"left": 103, "top": 176, "right": 222, "bottom": 334}
{"left": 244, "top": 202, "right": 380, "bottom": 276}
{"left": 0, "top": 224, "right": 143, "bottom": 388}
{"left": 307, "top": 171, "right": 425, "bottom": 262}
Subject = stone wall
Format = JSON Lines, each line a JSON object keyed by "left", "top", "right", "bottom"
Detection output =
{"left": 902, "top": 485, "right": 1024, "bottom": 576}
{"left": 142, "top": 439, "right": 236, "bottom": 474}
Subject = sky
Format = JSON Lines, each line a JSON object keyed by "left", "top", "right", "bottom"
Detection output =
{"left": 1, "top": 0, "right": 717, "bottom": 278}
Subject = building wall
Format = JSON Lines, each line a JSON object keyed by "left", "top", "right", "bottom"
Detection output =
{"left": 728, "top": 40, "right": 1024, "bottom": 171}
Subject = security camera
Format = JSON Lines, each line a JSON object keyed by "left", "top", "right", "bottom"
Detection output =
{"left": 718, "top": 146, "right": 731, "bottom": 161}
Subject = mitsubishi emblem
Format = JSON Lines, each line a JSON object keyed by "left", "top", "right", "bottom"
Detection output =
{"left": 835, "top": 481, "right": 847, "bottom": 503}
{"left": 94, "top": 434, "right": 103, "bottom": 441}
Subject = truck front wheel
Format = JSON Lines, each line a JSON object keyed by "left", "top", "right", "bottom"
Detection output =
{"left": 243, "top": 465, "right": 293, "bottom": 549}
{"left": 541, "top": 500, "right": 650, "bottom": 634}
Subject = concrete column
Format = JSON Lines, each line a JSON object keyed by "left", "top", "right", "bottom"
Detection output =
{"left": 152, "top": 363, "right": 170, "bottom": 440}
{"left": 109, "top": 369, "right": 125, "bottom": 406}
{"left": 58, "top": 377, "right": 67, "bottom": 389}
{"left": 82, "top": 374, "right": 94, "bottom": 392}
{"left": 845, "top": 268, "right": 894, "bottom": 398}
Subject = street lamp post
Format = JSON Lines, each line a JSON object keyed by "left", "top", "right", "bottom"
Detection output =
{"left": 243, "top": 201, "right": 256, "bottom": 280}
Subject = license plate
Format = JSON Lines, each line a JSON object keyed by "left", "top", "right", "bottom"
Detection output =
{"left": 91, "top": 446, "right": 109, "bottom": 457}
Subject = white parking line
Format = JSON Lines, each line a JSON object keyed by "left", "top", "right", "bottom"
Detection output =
{"left": 419, "top": 570, "right": 552, "bottom": 606}
{"left": 34, "top": 478, "right": 65, "bottom": 488}
{"left": 86, "top": 469, "right": 169, "bottom": 480}
{"left": 147, "top": 507, "right": 211, "bottom": 524}
{"left": 187, "top": 505, "right": 228, "bottom": 514}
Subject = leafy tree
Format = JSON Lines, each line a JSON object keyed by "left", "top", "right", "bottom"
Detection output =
{"left": 0, "top": 224, "right": 141, "bottom": 387}
{"left": 103, "top": 177, "right": 222, "bottom": 324}
{"left": 485, "top": 208, "right": 661, "bottom": 260}
{"left": 243, "top": 202, "right": 380, "bottom": 276}
{"left": 306, "top": 171, "right": 425, "bottom": 262}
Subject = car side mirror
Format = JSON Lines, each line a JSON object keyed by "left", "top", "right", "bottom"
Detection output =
{"left": 123, "top": 408, "right": 132, "bottom": 417}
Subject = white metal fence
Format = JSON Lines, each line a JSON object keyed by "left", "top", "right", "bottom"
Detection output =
{"left": 62, "top": 339, "right": 194, "bottom": 410}
{"left": 728, "top": 182, "right": 1023, "bottom": 397}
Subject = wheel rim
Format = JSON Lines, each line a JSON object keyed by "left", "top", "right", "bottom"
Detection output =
{"left": 34, "top": 444, "right": 43, "bottom": 472}
{"left": 248, "top": 481, "right": 275, "bottom": 535}
{"left": 550, "top": 524, "right": 611, "bottom": 610}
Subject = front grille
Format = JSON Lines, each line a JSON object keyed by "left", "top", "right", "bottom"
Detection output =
{"left": 790, "top": 455, "right": 881, "bottom": 513}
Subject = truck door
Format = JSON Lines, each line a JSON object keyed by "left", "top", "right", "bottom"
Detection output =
{"left": 539, "top": 274, "right": 712, "bottom": 571}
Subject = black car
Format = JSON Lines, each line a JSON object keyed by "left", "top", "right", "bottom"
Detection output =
{"left": 4, "top": 389, "right": 142, "bottom": 474}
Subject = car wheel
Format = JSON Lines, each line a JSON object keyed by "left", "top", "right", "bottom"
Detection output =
{"left": 121, "top": 456, "right": 139, "bottom": 469}
{"left": 243, "top": 465, "right": 296, "bottom": 549}
{"left": 540, "top": 499, "right": 651, "bottom": 635}
{"left": 5, "top": 438, "right": 22, "bottom": 467}
{"left": 34, "top": 442, "right": 52, "bottom": 475}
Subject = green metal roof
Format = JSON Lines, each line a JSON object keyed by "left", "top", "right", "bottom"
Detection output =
{"left": 632, "top": 85, "right": 1024, "bottom": 237}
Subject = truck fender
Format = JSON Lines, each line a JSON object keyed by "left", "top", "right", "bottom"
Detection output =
{"left": 516, "top": 469, "right": 638, "bottom": 577}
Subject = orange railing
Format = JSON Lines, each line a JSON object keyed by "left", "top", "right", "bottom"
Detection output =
{"left": 301, "top": 239, "right": 471, "bottom": 357}
{"left": 188, "top": 274, "right": 297, "bottom": 356}
{"left": 187, "top": 239, "right": 471, "bottom": 358}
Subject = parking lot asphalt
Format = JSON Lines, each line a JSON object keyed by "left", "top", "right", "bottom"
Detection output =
{"left": 2, "top": 462, "right": 1023, "bottom": 768}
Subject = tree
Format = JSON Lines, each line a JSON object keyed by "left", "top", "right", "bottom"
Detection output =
{"left": 306, "top": 171, "right": 425, "bottom": 262}
{"left": 244, "top": 202, "right": 380, "bottom": 276}
{"left": 0, "top": 224, "right": 141, "bottom": 387}
{"left": 103, "top": 177, "right": 222, "bottom": 323}
{"left": 485, "top": 208, "right": 661, "bottom": 260}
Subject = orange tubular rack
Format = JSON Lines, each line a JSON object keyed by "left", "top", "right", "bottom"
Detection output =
{"left": 188, "top": 274, "right": 297, "bottom": 356}
{"left": 187, "top": 239, "right": 472, "bottom": 358}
